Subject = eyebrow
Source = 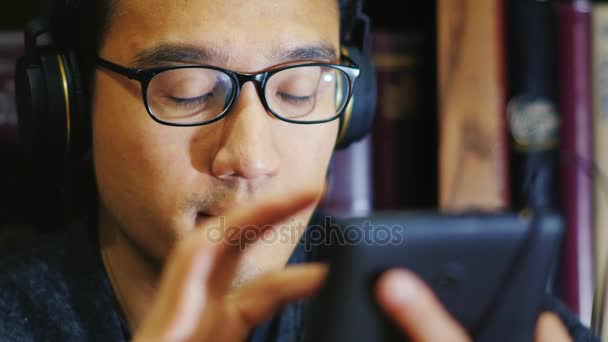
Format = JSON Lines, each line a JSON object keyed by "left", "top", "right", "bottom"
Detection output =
{"left": 131, "top": 43, "right": 338, "bottom": 68}
{"left": 132, "top": 44, "right": 228, "bottom": 67}
{"left": 269, "top": 44, "right": 338, "bottom": 64}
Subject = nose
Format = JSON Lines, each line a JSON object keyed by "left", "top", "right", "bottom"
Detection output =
{"left": 211, "top": 83, "right": 280, "bottom": 181}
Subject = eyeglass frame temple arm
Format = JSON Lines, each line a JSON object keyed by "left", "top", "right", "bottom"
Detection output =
{"left": 97, "top": 58, "right": 143, "bottom": 80}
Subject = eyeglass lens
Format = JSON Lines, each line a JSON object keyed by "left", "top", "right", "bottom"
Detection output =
{"left": 145, "top": 65, "right": 350, "bottom": 124}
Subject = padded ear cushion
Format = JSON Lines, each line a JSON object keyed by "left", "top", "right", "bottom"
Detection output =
{"left": 334, "top": 45, "right": 377, "bottom": 150}
{"left": 15, "top": 48, "right": 70, "bottom": 165}
{"left": 15, "top": 56, "right": 46, "bottom": 157}
{"left": 15, "top": 47, "right": 87, "bottom": 165}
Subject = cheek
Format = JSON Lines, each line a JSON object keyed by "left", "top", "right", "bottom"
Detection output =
{"left": 277, "top": 119, "right": 339, "bottom": 186}
{"left": 91, "top": 72, "right": 208, "bottom": 258}
{"left": 92, "top": 71, "right": 204, "bottom": 190}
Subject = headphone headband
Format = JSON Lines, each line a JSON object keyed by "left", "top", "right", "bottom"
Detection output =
{"left": 22, "top": 17, "right": 50, "bottom": 64}
{"left": 343, "top": 0, "right": 372, "bottom": 53}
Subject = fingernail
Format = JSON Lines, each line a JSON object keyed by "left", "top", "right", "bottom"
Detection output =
{"left": 383, "top": 270, "right": 419, "bottom": 306}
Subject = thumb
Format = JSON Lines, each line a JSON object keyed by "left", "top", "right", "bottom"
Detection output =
{"left": 375, "top": 269, "right": 471, "bottom": 342}
{"left": 535, "top": 312, "right": 572, "bottom": 342}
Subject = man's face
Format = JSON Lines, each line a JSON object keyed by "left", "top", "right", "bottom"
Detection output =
{"left": 93, "top": 0, "right": 340, "bottom": 281}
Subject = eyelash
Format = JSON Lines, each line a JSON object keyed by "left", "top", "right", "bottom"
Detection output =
{"left": 278, "top": 92, "right": 313, "bottom": 105}
{"left": 168, "top": 93, "right": 212, "bottom": 107}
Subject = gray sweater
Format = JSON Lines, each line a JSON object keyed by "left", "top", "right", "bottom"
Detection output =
{"left": 0, "top": 218, "right": 600, "bottom": 342}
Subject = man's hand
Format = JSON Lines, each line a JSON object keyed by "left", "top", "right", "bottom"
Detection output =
{"left": 375, "top": 269, "right": 573, "bottom": 342}
{"left": 133, "top": 189, "right": 328, "bottom": 342}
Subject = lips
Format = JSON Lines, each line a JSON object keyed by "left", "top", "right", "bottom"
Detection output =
{"left": 194, "top": 211, "right": 213, "bottom": 225}
{"left": 198, "top": 204, "right": 238, "bottom": 217}
{"left": 194, "top": 203, "right": 240, "bottom": 226}
{"left": 195, "top": 207, "right": 233, "bottom": 221}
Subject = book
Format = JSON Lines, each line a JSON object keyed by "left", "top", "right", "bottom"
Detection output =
{"left": 506, "top": 0, "right": 560, "bottom": 212}
{"left": 505, "top": 0, "right": 561, "bottom": 307}
{"left": 437, "top": 0, "right": 509, "bottom": 211}
{"left": 318, "top": 134, "right": 373, "bottom": 218}
{"left": 558, "top": 0, "right": 595, "bottom": 326}
{"left": 0, "top": 31, "right": 27, "bottom": 229}
{"left": 591, "top": 0, "right": 608, "bottom": 335}
{"left": 0, "top": 31, "right": 22, "bottom": 144}
{"left": 370, "top": 29, "right": 436, "bottom": 210}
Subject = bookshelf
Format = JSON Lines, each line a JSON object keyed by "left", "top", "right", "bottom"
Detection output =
{"left": 362, "top": 1, "right": 439, "bottom": 211}
{"left": 360, "top": 0, "right": 599, "bottom": 332}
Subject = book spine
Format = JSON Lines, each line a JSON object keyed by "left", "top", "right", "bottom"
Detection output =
{"left": 0, "top": 32, "right": 22, "bottom": 144}
{"left": 591, "top": 2, "right": 608, "bottom": 336}
{"left": 506, "top": 0, "right": 560, "bottom": 212}
{"left": 371, "top": 30, "right": 435, "bottom": 210}
{"left": 437, "top": 0, "right": 510, "bottom": 211}
{"left": 558, "top": 0, "right": 595, "bottom": 326}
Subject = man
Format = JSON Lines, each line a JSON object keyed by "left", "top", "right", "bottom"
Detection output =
{"left": 0, "top": 0, "right": 598, "bottom": 341}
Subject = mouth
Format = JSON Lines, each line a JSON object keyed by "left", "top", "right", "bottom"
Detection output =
{"left": 195, "top": 212, "right": 214, "bottom": 224}
{"left": 194, "top": 202, "right": 240, "bottom": 226}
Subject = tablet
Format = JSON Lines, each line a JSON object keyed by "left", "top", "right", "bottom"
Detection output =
{"left": 303, "top": 211, "right": 564, "bottom": 342}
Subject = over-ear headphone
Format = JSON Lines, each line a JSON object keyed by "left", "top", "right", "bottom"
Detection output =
{"left": 15, "top": 0, "right": 377, "bottom": 163}
{"left": 335, "top": 0, "right": 377, "bottom": 150}
{"left": 15, "top": 15, "right": 89, "bottom": 165}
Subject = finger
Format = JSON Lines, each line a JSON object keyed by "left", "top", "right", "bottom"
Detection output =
{"left": 162, "top": 187, "right": 319, "bottom": 310}
{"left": 136, "top": 226, "right": 225, "bottom": 341}
{"left": 375, "top": 269, "right": 471, "bottom": 342}
{"left": 229, "top": 263, "right": 329, "bottom": 328}
{"left": 136, "top": 188, "right": 319, "bottom": 340}
{"left": 535, "top": 312, "right": 572, "bottom": 342}
{"left": 202, "top": 188, "right": 320, "bottom": 295}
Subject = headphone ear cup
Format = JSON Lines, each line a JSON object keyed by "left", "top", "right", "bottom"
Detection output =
{"left": 15, "top": 56, "right": 47, "bottom": 157}
{"left": 15, "top": 46, "right": 87, "bottom": 166}
{"left": 16, "top": 49, "right": 69, "bottom": 165}
{"left": 334, "top": 45, "right": 377, "bottom": 150}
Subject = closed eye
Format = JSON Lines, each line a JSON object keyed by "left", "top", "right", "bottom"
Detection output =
{"left": 277, "top": 92, "right": 314, "bottom": 105}
{"left": 168, "top": 93, "right": 213, "bottom": 107}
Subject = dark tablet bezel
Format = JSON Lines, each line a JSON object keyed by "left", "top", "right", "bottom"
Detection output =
{"left": 304, "top": 211, "right": 564, "bottom": 342}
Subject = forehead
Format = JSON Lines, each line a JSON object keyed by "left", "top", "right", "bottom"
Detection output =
{"left": 103, "top": 0, "right": 340, "bottom": 69}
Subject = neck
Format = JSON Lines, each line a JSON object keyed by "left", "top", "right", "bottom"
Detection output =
{"left": 98, "top": 208, "right": 159, "bottom": 332}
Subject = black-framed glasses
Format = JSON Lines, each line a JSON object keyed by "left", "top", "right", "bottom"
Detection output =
{"left": 96, "top": 55, "right": 360, "bottom": 127}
